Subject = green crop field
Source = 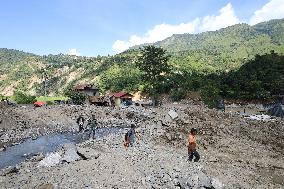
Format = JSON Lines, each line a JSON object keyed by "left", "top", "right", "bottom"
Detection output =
{"left": 36, "top": 96, "right": 69, "bottom": 102}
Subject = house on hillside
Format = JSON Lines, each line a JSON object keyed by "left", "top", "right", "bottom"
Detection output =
{"left": 74, "top": 84, "right": 100, "bottom": 97}
{"left": 111, "top": 92, "right": 133, "bottom": 106}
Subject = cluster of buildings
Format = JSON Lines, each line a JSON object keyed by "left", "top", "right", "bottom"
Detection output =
{"left": 74, "top": 84, "right": 133, "bottom": 106}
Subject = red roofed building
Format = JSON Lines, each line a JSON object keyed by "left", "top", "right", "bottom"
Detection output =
{"left": 112, "top": 92, "right": 133, "bottom": 106}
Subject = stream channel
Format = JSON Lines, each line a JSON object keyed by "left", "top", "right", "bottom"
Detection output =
{"left": 0, "top": 127, "right": 127, "bottom": 169}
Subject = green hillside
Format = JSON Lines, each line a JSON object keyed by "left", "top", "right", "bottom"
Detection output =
{"left": 0, "top": 48, "right": 138, "bottom": 96}
{"left": 153, "top": 19, "right": 284, "bottom": 71}
{"left": 0, "top": 19, "right": 283, "bottom": 99}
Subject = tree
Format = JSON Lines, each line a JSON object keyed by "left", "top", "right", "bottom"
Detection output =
{"left": 64, "top": 88, "right": 87, "bottom": 105}
{"left": 221, "top": 52, "right": 284, "bottom": 100}
{"left": 136, "top": 46, "right": 172, "bottom": 106}
{"left": 98, "top": 63, "right": 141, "bottom": 93}
{"left": 200, "top": 82, "right": 221, "bottom": 108}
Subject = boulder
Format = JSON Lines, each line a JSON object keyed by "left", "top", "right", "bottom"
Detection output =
{"left": 31, "top": 153, "right": 45, "bottom": 162}
{"left": 197, "top": 171, "right": 213, "bottom": 188}
{"left": 156, "top": 121, "right": 162, "bottom": 129}
{"left": 163, "top": 115, "right": 172, "bottom": 124}
{"left": 77, "top": 147, "right": 100, "bottom": 159}
{"left": 0, "top": 176, "right": 5, "bottom": 183}
{"left": 38, "top": 152, "right": 61, "bottom": 167}
{"left": 61, "top": 143, "right": 81, "bottom": 163}
{"left": 38, "top": 183, "right": 54, "bottom": 189}
{"left": 268, "top": 103, "right": 284, "bottom": 118}
{"left": 0, "top": 166, "right": 19, "bottom": 176}
{"left": 168, "top": 110, "right": 179, "bottom": 120}
{"left": 211, "top": 178, "right": 224, "bottom": 189}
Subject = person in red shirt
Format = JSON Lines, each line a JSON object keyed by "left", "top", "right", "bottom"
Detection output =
{"left": 188, "top": 128, "right": 200, "bottom": 162}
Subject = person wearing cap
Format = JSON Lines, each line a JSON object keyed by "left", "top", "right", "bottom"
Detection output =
{"left": 188, "top": 128, "right": 200, "bottom": 162}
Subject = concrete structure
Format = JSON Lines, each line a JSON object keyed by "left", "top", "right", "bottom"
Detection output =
{"left": 74, "top": 84, "right": 99, "bottom": 97}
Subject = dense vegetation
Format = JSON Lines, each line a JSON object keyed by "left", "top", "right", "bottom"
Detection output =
{"left": 136, "top": 46, "right": 172, "bottom": 105}
{"left": 13, "top": 91, "right": 36, "bottom": 104}
{"left": 64, "top": 88, "right": 87, "bottom": 105}
{"left": 0, "top": 19, "right": 283, "bottom": 106}
{"left": 221, "top": 51, "right": 284, "bottom": 100}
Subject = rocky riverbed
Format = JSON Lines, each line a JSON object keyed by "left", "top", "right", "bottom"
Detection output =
{"left": 0, "top": 101, "right": 283, "bottom": 188}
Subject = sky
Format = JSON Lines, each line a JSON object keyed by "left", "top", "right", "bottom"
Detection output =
{"left": 0, "top": 0, "right": 284, "bottom": 57}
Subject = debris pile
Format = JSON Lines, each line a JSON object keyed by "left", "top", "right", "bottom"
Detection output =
{"left": 0, "top": 101, "right": 283, "bottom": 188}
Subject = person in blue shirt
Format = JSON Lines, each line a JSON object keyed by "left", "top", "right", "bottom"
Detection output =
{"left": 124, "top": 124, "right": 139, "bottom": 148}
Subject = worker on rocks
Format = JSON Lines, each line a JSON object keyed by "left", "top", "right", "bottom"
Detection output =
{"left": 124, "top": 124, "right": 138, "bottom": 149}
{"left": 87, "top": 115, "right": 97, "bottom": 140}
{"left": 76, "top": 115, "right": 85, "bottom": 132}
{"left": 188, "top": 128, "right": 200, "bottom": 162}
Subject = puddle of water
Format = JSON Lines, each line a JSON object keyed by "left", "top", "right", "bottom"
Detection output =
{"left": 0, "top": 127, "right": 127, "bottom": 169}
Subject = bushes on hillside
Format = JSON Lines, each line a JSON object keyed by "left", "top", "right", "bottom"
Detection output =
{"left": 64, "top": 88, "right": 87, "bottom": 105}
{"left": 13, "top": 91, "right": 36, "bottom": 104}
{"left": 170, "top": 89, "right": 187, "bottom": 102}
{"left": 46, "top": 101, "right": 54, "bottom": 105}
{"left": 0, "top": 94, "right": 4, "bottom": 100}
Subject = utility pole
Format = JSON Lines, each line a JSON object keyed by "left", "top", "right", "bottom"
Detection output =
{"left": 43, "top": 72, "right": 47, "bottom": 98}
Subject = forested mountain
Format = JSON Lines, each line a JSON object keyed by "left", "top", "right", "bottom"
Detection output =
{"left": 0, "top": 19, "right": 283, "bottom": 99}
{"left": 0, "top": 48, "right": 138, "bottom": 96}
{"left": 151, "top": 19, "right": 284, "bottom": 70}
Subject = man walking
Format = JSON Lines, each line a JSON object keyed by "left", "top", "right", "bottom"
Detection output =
{"left": 76, "top": 115, "right": 85, "bottom": 132}
{"left": 188, "top": 128, "right": 200, "bottom": 162}
{"left": 87, "top": 115, "right": 97, "bottom": 140}
{"left": 124, "top": 124, "right": 138, "bottom": 149}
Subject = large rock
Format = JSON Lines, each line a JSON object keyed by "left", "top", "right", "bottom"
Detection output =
{"left": 268, "top": 103, "right": 284, "bottom": 118}
{"left": 77, "top": 147, "right": 100, "bottom": 159}
{"left": 197, "top": 171, "right": 213, "bottom": 188}
{"left": 38, "top": 153, "right": 61, "bottom": 167}
{"left": 168, "top": 110, "right": 179, "bottom": 120}
{"left": 0, "top": 166, "right": 19, "bottom": 176}
{"left": 211, "top": 178, "right": 223, "bottom": 189}
{"left": 61, "top": 143, "right": 81, "bottom": 163}
{"left": 38, "top": 183, "right": 54, "bottom": 189}
{"left": 31, "top": 153, "right": 45, "bottom": 162}
{"left": 185, "top": 170, "right": 215, "bottom": 189}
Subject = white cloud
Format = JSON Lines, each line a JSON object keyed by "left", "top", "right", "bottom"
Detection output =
{"left": 249, "top": 0, "right": 284, "bottom": 25}
{"left": 112, "top": 20, "right": 199, "bottom": 53}
{"left": 68, "top": 49, "right": 80, "bottom": 56}
{"left": 200, "top": 3, "right": 240, "bottom": 31}
{"left": 113, "top": 1, "right": 284, "bottom": 53}
{"left": 112, "top": 3, "right": 240, "bottom": 53}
